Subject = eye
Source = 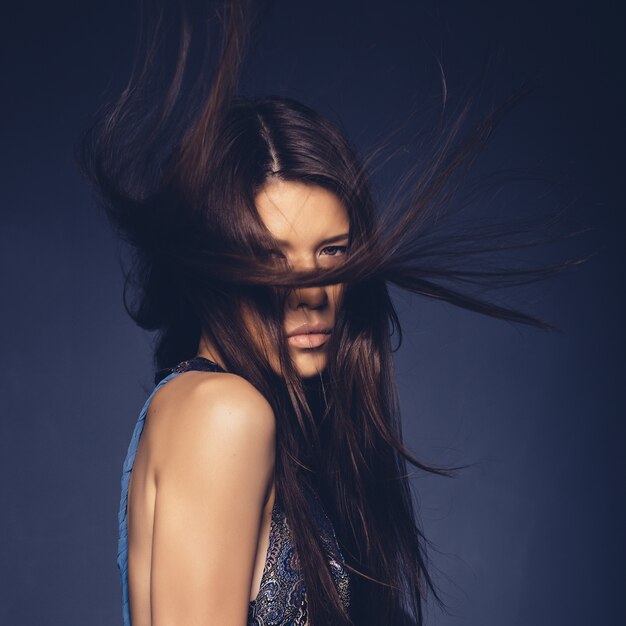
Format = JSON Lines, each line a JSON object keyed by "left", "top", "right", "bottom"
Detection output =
{"left": 266, "top": 249, "right": 286, "bottom": 259}
{"left": 320, "top": 245, "right": 348, "bottom": 257}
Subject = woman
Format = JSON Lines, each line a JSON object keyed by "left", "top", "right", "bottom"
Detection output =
{"left": 77, "top": 1, "right": 580, "bottom": 624}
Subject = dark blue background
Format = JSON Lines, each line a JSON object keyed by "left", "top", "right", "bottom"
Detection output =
{"left": 1, "top": 1, "right": 624, "bottom": 624}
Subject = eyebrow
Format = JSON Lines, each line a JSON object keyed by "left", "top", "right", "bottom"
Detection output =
{"left": 273, "top": 232, "right": 350, "bottom": 248}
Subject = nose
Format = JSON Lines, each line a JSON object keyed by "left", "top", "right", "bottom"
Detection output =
{"left": 287, "top": 283, "right": 329, "bottom": 311}
{"left": 285, "top": 257, "right": 329, "bottom": 311}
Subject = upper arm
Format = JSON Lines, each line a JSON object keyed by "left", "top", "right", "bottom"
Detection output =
{"left": 146, "top": 372, "right": 276, "bottom": 626}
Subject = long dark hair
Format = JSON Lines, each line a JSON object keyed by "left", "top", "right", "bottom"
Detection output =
{"left": 76, "top": 1, "right": 586, "bottom": 624}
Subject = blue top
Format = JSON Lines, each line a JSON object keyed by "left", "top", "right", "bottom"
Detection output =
{"left": 117, "top": 356, "right": 350, "bottom": 625}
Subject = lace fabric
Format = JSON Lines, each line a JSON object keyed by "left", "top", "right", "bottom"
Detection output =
{"left": 248, "top": 477, "right": 351, "bottom": 625}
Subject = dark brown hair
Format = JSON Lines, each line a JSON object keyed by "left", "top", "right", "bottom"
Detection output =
{"left": 76, "top": 1, "right": 586, "bottom": 623}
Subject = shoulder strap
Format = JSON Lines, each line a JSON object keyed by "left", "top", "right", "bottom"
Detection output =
{"left": 154, "top": 356, "right": 227, "bottom": 385}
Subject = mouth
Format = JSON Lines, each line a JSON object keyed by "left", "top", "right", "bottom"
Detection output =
{"left": 287, "top": 332, "right": 331, "bottom": 349}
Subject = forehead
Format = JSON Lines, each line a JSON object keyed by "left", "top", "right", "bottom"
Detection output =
{"left": 254, "top": 179, "right": 350, "bottom": 247}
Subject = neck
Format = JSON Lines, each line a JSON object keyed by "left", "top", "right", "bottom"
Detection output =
{"left": 196, "top": 335, "right": 227, "bottom": 371}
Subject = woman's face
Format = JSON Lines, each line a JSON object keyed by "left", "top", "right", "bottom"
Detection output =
{"left": 253, "top": 178, "right": 350, "bottom": 379}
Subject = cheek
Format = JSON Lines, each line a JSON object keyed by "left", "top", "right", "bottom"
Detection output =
{"left": 239, "top": 303, "right": 274, "bottom": 353}
{"left": 329, "top": 283, "right": 345, "bottom": 308}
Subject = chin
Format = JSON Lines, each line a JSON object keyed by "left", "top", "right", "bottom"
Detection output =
{"left": 293, "top": 352, "right": 328, "bottom": 379}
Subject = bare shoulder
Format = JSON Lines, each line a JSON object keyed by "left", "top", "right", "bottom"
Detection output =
{"left": 144, "top": 370, "right": 276, "bottom": 481}
{"left": 141, "top": 369, "right": 278, "bottom": 622}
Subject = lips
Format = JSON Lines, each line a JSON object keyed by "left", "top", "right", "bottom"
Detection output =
{"left": 286, "top": 323, "right": 332, "bottom": 337}
{"left": 286, "top": 323, "right": 332, "bottom": 349}
{"left": 287, "top": 332, "right": 331, "bottom": 349}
